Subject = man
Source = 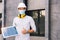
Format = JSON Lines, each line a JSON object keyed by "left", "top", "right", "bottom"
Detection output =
{"left": 13, "top": 3, "right": 36, "bottom": 40}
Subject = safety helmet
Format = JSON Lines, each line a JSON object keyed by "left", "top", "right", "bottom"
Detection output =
{"left": 17, "top": 3, "right": 26, "bottom": 8}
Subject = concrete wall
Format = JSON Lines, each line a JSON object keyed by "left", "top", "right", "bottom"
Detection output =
{"left": 0, "top": 34, "right": 3, "bottom": 40}
{"left": 5, "top": 0, "right": 23, "bottom": 26}
{"left": 0, "top": 3, "right": 3, "bottom": 13}
{"left": 50, "top": 0, "right": 60, "bottom": 40}
{"left": 28, "top": 0, "right": 46, "bottom": 10}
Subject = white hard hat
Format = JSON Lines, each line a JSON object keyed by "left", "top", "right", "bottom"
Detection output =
{"left": 17, "top": 3, "right": 26, "bottom": 8}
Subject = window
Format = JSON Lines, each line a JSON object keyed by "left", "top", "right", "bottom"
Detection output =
{"left": 26, "top": 9, "right": 45, "bottom": 36}
{"left": 0, "top": 13, "right": 2, "bottom": 34}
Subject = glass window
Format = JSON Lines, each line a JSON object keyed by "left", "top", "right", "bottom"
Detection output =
{"left": 26, "top": 9, "right": 45, "bottom": 36}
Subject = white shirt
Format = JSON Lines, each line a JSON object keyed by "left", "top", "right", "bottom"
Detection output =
{"left": 13, "top": 15, "right": 36, "bottom": 40}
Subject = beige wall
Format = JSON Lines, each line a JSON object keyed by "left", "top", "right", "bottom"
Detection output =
{"left": 0, "top": 3, "right": 3, "bottom": 13}
{"left": 28, "top": 0, "right": 46, "bottom": 10}
{"left": 0, "top": 34, "right": 3, "bottom": 40}
{"left": 0, "top": 2, "right": 3, "bottom": 40}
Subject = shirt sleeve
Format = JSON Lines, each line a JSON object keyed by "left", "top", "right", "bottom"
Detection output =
{"left": 13, "top": 18, "right": 16, "bottom": 26}
{"left": 29, "top": 17, "right": 36, "bottom": 32}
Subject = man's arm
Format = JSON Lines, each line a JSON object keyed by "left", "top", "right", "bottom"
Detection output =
{"left": 22, "top": 28, "right": 34, "bottom": 34}
{"left": 27, "top": 17, "right": 36, "bottom": 33}
{"left": 27, "top": 29, "right": 34, "bottom": 33}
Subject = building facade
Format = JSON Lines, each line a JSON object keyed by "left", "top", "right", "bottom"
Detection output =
{"left": 0, "top": 0, "right": 48, "bottom": 40}
{"left": 0, "top": 0, "right": 60, "bottom": 40}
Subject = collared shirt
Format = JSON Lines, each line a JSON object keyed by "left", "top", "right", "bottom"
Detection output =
{"left": 13, "top": 15, "right": 36, "bottom": 40}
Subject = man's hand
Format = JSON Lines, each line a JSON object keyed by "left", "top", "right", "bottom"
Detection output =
{"left": 27, "top": 29, "right": 34, "bottom": 33}
{"left": 22, "top": 28, "right": 27, "bottom": 34}
{"left": 22, "top": 28, "right": 34, "bottom": 34}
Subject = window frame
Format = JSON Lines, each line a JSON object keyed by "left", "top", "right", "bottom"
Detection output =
{"left": 26, "top": 9, "right": 45, "bottom": 36}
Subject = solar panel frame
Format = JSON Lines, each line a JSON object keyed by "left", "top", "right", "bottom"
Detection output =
{"left": 1, "top": 26, "right": 18, "bottom": 38}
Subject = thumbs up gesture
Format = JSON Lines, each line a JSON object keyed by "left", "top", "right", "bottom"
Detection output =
{"left": 22, "top": 28, "right": 27, "bottom": 34}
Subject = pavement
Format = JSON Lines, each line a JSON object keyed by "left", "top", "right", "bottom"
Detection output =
{"left": 30, "top": 36, "right": 48, "bottom": 40}
{"left": 0, "top": 34, "right": 48, "bottom": 40}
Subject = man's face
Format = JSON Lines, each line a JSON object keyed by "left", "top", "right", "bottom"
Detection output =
{"left": 18, "top": 7, "right": 26, "bottom": 14}
{"left": 18, "top": 7, "right": 26, "bottom": 10}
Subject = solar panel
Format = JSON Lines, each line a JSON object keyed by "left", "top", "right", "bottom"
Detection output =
{"left": 1, "top": 26, "right": 18, "bottom": 38}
